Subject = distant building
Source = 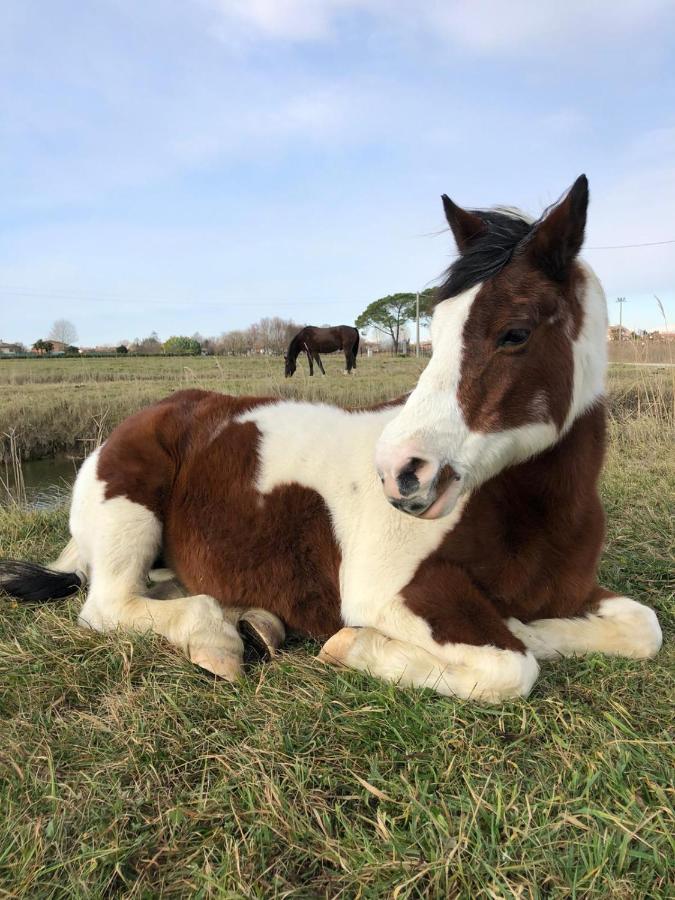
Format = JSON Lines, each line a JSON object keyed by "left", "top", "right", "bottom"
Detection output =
{"left": 0, "top": 341, "right": 24, "bottom": 355}
{"left": 607, "top": 325, "right": 633, "bottom": 341}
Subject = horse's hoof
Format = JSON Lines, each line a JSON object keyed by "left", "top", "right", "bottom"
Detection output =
{"left": 148, "top": 568, "right": 177, "bottom": 583}
{"left": 317, "top": 627, "right": 360, "bottom": 667}
{"left": 238, "top": 609, "right": 286, "bottom": 660}
{"left": 191, "top": 647, "right": 242, "bottom": 681}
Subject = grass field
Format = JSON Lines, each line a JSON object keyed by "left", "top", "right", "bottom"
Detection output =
{"left": 0, "top": 355, "right": 426, "bottom": 461}
{"left": 0, "top": 354, "right": 673, "bottom": 461}
{"left": 0, "top": 358, "right": 673, "bottom": 898}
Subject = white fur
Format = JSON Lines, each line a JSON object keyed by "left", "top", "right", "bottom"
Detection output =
{"left": 70, "top": 451, "right": 245, "bottom": 680}
{"left": 320, "top": 627, "right": 539, "bottom": 703}
{"left": 564, "top": 262, "right": 608, "bottom": 429}
{"left": 508, "top": 597, "right": 662, "bottom": 660}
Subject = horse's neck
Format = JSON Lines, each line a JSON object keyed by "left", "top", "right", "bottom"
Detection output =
{"left": 289, "top": 335, "right": 304, "bottom": 358}
{"left": 491, "top": 403, "right": 606, "bottom": 511}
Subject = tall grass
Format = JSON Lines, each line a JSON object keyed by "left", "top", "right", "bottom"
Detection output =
{"left": 1, "top": 355, "right": 673, "bottom": 462}
{"left": 0, "top": 429, "right": 26, "bottom": 506}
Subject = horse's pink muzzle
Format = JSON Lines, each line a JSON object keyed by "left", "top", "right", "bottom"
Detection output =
{"left": 375, "top": 443, "right": 462, "bottom": 520}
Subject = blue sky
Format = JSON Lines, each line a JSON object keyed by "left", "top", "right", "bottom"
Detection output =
{"left": 1, "top": 0, "right": 674, "bottom": 346}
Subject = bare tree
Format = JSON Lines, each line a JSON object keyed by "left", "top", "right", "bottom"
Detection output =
{"left": 129, "top": 331, "right": 163, "bottom": 355}
{"left": 216, "top": 330, "right": 250, "bottom": 355}
{"left": 253, "top": 317, "right": 303, "bottom": 354}
{"left": 49, "top": 319, "right": 78, "bottom": 345}
{"left": 207, "top": 318, "right": 303, "bottom": 356}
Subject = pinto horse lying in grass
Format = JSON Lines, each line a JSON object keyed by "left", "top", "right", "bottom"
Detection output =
{"left": 0, "top": 176, "right": 662, "bottom": 702}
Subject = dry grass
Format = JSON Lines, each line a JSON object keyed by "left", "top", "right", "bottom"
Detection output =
{"left": 1, "top": 355, "right": 673, "bottom": 462}
{"left": 0, "top": 355, "right": 425, "bottom": 460}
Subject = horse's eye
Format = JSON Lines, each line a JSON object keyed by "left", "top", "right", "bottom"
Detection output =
{"left": 497, "top": 328, "right": 531, "bottom": 348}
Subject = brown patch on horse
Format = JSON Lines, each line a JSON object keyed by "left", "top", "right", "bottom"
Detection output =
{"left": 165, "top": 414, "right": 343, "bottom": 639}
{"left": 402, "top": 403, "right": 607, "bottom": 643}
{"left": 98, "top": 389, "right": 343, "bottom": 639}
{"left": 458, "top": 261, "right": 585, "bottom": 433}
{"left": 98, "top": 391, "right": 277, "bottom": 516}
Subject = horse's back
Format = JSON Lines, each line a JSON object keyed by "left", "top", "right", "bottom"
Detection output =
{"left": 97, "top": 390, "right": 275, "bottom": 516}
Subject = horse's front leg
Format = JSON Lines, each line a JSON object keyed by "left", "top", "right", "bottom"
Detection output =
{"left": 315, "top": 352, "right": 326, "bottom": 375}
{"left": 306, "top": 349, "right": 314, "bottom": 376}
{"left": 508, "top": 590, "right": 662, "bottom": 660}
{"left": 320, "top": 563, "right": 539, "bottom": 702}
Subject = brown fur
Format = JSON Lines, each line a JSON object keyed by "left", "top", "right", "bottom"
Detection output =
{"left": 458, "top": 262, "right": 584, "bottom": 432}
{"left": 402, "top": 404, "right": 607, "bottom": 649}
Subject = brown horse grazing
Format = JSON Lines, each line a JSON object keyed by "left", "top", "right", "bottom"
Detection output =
{"left": 284, "top": 325, "right": 360, "bottom": 377}
{"left": 0, "top": 176, "right": 662, "bottom": 702}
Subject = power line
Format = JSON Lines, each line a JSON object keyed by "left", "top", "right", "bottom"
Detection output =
{"left": 586, "top": 239, "right": 675, "bottom": 249}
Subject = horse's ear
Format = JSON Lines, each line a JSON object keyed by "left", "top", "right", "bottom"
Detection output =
{"left": 442, "top": 195, "right": 488, "bottom": 253}
{"left": 526, "top": 174, "right": 589, "bottom": 281}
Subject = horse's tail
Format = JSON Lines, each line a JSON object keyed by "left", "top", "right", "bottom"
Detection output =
{"left": 353, "top": 330, "right": 360, "bottom": 366}
{"left": 0, "top": 539, "right": 85, "bottom": 602}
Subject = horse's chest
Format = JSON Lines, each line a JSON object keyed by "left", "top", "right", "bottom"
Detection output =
{"left": 335, "top": 497, "right": 467, "bottom": 627}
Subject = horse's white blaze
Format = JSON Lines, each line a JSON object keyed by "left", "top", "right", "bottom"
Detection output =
{"left": 508, "top": 597, "right": 663, "bottom": 660}
{"left": 375, "top": 285, "right": 559, "bottom": 510}
{"left": 375, "top": 287, "right": 475, "bottom": 480}
{"left": 320, "top": 627, "right": 539, "bottom": 702}
{"left": 239, "top": 402, "right": 466, "bottom": 628}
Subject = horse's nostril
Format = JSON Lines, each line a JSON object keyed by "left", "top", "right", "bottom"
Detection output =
{"left": 397, "top": 463, "right": 421, "bottom": 498}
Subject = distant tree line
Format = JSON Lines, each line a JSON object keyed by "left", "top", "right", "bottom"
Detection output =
{"left": 122, "top": 318, "right": 304, "bottom": 357}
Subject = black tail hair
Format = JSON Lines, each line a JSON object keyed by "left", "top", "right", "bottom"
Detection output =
{"left": 0, "top": 560, "right": 83, "bottom": 602}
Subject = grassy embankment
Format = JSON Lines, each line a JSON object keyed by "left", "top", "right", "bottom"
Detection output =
{"left": 0, "top": 352, "right": 672, "bottom": 460}
{"left": 0, "top": 355, "right": 425, "bottom": 461}
{"left": 0, "top": 356, "right": 673, "bottom": 897}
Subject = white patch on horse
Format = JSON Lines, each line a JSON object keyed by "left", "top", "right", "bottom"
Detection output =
{"left": 508, "top": 597, "right": 662, "bottom": 660}
{"left": 319, "top": 627, "right": 539, "bottom": 703}
{"left": 237, "top": 402, "right": 467, "bottom": 629}
{"left": 564, "top": 261, "right": 608, "bottom": 431}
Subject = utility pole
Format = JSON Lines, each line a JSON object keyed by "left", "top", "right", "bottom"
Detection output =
{"left": 617, "top": 296, "right": 627, "bottom": 340}
{"left": 415, "top": 291, "right": 420, "bottom": 358}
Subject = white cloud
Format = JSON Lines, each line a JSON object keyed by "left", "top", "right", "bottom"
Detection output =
{"left": 202, "top": 0, "right": 675, "bottom": 52}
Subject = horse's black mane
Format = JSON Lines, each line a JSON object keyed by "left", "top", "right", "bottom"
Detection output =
{"left": 436, "top": 209, "right": 535, "bottom": 302}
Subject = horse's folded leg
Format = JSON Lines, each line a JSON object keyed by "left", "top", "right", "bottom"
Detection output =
{"left": 317, "top": 627, "right": 360, "bottom": 666}
{"left": 238, "top": 609, "right": 286, "bottom": 660}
